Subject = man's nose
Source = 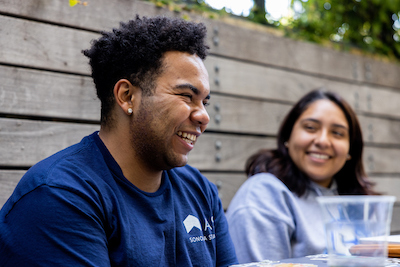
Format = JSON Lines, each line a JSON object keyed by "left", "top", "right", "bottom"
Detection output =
{"left": 191, "top": 105, "right": 210, "bottom": 129}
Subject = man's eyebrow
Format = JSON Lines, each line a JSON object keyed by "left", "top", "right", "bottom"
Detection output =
{"left": 176, "top": 83, "right": 210, "bottom": 100}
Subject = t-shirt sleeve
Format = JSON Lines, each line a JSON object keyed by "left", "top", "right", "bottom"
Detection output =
{"left": 0, "top": 185, "right": 110, "bottom": 267}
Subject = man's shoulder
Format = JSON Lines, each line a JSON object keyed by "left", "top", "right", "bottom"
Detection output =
{"left": 1, "top": 133, "right": 103, "bottom": 215}
{"left": 12, "top": 133, "right": 101, "bottom": 196}
{"left": 28, "top": 134, "right": 97, "bottom": 179}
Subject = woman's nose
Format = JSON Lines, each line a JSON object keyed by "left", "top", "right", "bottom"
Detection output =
{"left": 314, "top": 129, "right": 331, "bottom": 147}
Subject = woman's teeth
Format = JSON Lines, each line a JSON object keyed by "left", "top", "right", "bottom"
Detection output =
{"left": 309, "top": 153, "right": 329, "bottom": 159}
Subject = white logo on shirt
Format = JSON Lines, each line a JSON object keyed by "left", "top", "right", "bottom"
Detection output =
{"left": 183, "top": 215, "right": 202, "bottom": 233}
{"left": 204, "top": 217, "right": 213, "bottom": 231}
{"left": 183, "top": 215, "right": 215, "bottom": 243}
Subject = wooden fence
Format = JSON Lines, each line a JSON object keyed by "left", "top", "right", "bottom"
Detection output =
{"left": 1, "top": 0, "right": 400, "bottom": 233}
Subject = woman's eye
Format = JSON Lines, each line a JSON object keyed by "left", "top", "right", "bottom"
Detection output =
{"left": 304, "top": 124, "right": 316, "bottom": 131}
{"left": 332, "top": 130, "right": 346, "bottom": 137}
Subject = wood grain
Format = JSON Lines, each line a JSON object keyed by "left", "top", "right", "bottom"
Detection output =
{"left": 0, "top": 65, "right": 99, "bottom": 120}
{"left": 0, "top": 118, "right": 99, "bottom": 166}
{"left": 0, "top": 15, "right": 95, "bottom": 74}
{"left": 1, "top": 0, "right": 400, "bottom": 88}
{"left": 203, "top": 172, "right": 247, "bottom": 210}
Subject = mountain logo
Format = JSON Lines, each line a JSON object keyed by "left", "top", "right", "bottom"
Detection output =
{"left": 183, "top": 215, "right": 202, "bottom": 233}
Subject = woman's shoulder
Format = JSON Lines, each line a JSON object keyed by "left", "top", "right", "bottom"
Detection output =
{"left": 247, "top": 172, "right": 291, "bottom": 192}
{"left": 229, "top": 173, "right": 295, "bottom": 208}
{"left": 226, "top": 172, "right": 298, "bottom": 222}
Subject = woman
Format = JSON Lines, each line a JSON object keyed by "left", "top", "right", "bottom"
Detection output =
{"left": 225, "top": 89, "right": 376, "bottom": 264}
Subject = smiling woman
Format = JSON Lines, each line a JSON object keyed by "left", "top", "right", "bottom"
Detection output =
{"left": 225, "top": 89, "right": 377, "bottom": 264}
{"left": 286, "top": 99, "right": 351, "bottom": 188}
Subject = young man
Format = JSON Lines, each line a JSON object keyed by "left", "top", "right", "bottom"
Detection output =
{"left": 0, "top": 16, "right": 237, "bottom": 266}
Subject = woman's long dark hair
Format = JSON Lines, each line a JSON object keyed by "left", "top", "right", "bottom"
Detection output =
{"left": 245, "top": 89, "right": 376, "bottom": 196}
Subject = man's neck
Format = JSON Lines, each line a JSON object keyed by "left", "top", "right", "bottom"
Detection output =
{"left": 98, "top": 129, "right": 163, "bottom": 193}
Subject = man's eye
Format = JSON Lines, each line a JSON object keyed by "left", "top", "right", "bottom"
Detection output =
{"left": 179, "top": 94, "right": 192, "bottom": 100}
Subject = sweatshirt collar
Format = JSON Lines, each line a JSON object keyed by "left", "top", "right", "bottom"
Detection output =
{"left": 309, "top": 179, "right": 338, "bottom": 196}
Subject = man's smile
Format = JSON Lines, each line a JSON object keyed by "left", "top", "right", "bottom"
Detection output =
{"left": 177, "top": 131, "right": 197, "bottom": 145}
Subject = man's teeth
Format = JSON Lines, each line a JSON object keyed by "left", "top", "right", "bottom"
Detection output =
{"left": 309, "top": 153, "right": 329, "bottom": 159}
{"left": 177, "top": 131, "right": 197, "bottom": 142}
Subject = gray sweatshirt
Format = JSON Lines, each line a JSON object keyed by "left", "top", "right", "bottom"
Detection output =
{"left": 226, "top": 173, "right": 338, "bottom": 264}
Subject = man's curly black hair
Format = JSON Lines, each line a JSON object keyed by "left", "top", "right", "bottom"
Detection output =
{"left": 82, "top": 15, "right": 209, "bottom": 126}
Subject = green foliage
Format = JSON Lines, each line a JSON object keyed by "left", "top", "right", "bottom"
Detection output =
{"left": 285, "top": 0, "right": 400, "bottom": 60}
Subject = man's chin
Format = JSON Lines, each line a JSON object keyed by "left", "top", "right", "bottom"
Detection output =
{"left": 168, "top": 155, "right": 189, "bottom": 169}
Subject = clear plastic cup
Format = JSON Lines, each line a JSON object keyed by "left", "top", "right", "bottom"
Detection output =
{"left": 317, "top": 195, "right": 396, "bottom": 267}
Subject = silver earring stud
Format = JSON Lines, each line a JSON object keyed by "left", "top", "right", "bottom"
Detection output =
{"left": 127, "top": 108, "right": 133, "bottom": 114}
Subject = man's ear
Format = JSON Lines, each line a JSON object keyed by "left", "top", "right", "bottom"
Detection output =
{"left": 114, "top": 79, "right": 138, "bottom": 115}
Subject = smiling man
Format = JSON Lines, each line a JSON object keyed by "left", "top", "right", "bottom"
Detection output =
{"left": 0, "top": 16, "right": 237, "bottom": 267}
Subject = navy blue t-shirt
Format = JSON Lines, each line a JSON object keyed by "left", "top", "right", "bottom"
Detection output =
{"left": 0, "top": 132, "right": 237, "bottom": 266}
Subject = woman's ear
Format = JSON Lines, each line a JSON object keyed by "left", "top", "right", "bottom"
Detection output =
{"left": 114, "top": 79, "right": 138, "bottom": 116}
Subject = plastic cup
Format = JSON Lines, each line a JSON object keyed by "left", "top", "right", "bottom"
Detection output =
{"left": 316, "top": 195, "right": 396, "bottom": 267}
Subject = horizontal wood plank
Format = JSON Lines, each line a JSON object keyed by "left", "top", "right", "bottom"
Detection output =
{"left": 190, "top": 133, "right": 276, "bottom": 171}
{"left": 1, "top": 15, "right": 400, "bottom": 121}
{"left": 0, "top": 65, "right": 99, "bottom": 120}
{"left": 3, "top": 65, "right": 400, "bottom": 145}
{"left": 206, "top": 94, "right": 291, "bottom": 135}
{"left": 3, "top": 60, "right": 400, "bottom": 129}
{"left": 3, "top": 118, "right": 400, "bottom": 175}
{"left": 205, "top": 56, "right": 400, "bottom": 118}
{"left": 204, "top": 19, "right": 400, "bottom": 89}
{"left": 0, "top": 117, "right": 275, "bottom": 170}
{"left": 369, "top": 176, "right": 400, "bottom": 199}
{"left": 1, "top": 67, "right": 400, "bottom": 147}
{"left": 207, "top": 94, "right": 400, "bottom": 145}
{"left": 0, "top": 15, "right": 96, "bottom": 74}
{"left": 0, "top": 118, "right": 99, "bottom": 166}
{"left": 204, "top": 172, "right": 247, "bottom": 210}
{"left": 0, "top": 0, "right": 170, "bottom": 33}
{"left": 358, "top": 115, "right": 400, "bottom": 145}
{"left": 364, "top": 147, "right": 400, "bottom": 174}
{"left": 1, "top": 0, "right": 400, "bottom": 89}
